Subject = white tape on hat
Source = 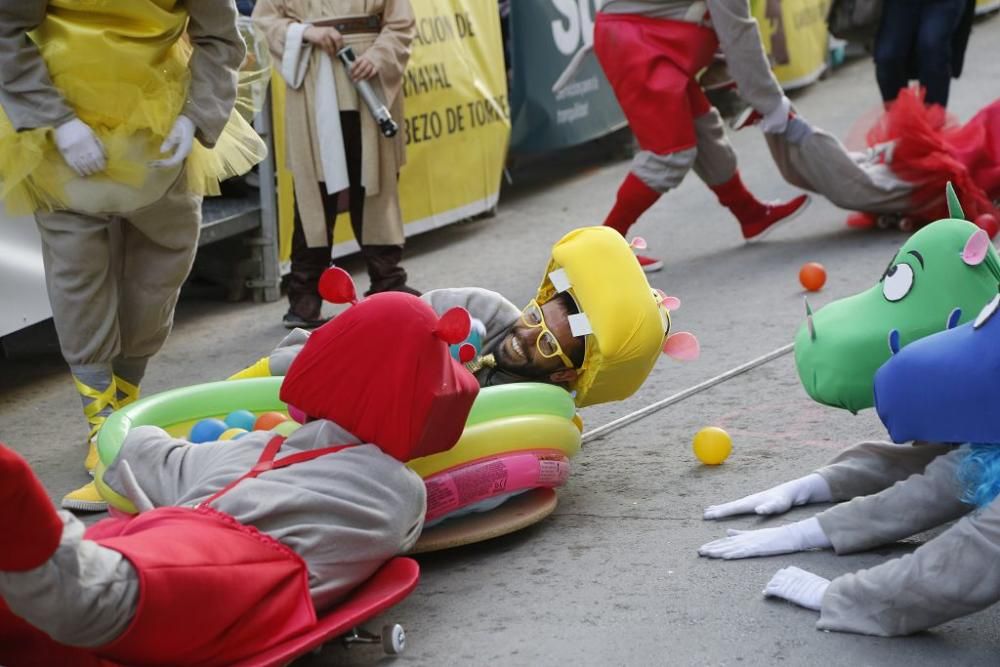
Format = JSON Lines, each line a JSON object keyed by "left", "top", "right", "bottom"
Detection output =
{"left": 548, "top": 268, "right": 571, "bottom": 293}
{"left": 568, "top": 313, "right": 593, "bottom": 338}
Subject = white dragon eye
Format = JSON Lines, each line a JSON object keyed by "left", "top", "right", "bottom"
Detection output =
{"left": 882, "top": 263, "right": 914, "bottom": 302}
{"left": 974, "top": 294, "right": 1000, "bottom": 329}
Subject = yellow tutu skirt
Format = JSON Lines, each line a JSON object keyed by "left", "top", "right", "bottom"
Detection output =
{"left": 0, "top": 39, "right": 267, "bottom": 216}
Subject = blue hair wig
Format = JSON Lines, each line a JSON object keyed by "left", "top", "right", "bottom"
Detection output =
{"left": 957, "top": 444, "right": 1000, "bottom": 508}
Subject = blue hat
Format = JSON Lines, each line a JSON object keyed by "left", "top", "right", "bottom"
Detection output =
{"left": 874, "top": 294, "right": 1000, "bottom": 444}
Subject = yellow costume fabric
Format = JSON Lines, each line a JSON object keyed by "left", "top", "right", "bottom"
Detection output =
{"left": 0, "top": 0, "right": 265, "bottom": 216}
{"left": 535, "top": 226, "right": 669, "bottom": 407}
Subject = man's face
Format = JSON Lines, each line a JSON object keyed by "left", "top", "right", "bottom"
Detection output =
{"left": 495, "top": 297, "right": 585, "bottom": 382}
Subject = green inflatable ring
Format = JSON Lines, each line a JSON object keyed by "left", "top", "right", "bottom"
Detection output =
{"left": 95, "top": 379, "right": 579, "bottom": 514}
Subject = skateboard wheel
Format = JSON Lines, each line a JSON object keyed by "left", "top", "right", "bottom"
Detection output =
{"left": 382, "top": 624, "right": 405, "bottom": 655}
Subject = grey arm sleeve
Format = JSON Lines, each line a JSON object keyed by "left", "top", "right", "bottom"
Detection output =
{"left": 0, "top": 512, "right": 138, "bottom": 648}
{"left": 182, "top": 0, "right": 246, "bottom": 147}
{"left": 421, "top": 287, "right": 521, "bottom": 352}
{"left": 0, "top": 0, "right": 75, "bottom": 129}
{"left": 103, "top": 425, "right": 205, "bottom": 507}
{"left": 820, "top": 493, "right": 1000, "bottom": 636}
{"left": 815, "top": 440, "right": 954, "bottom": 500}
{"left": 705, "top": 0, "right": 784, "bottom": 116}
{"left": 816, "top": 447, "right": 971, "bottom": 555}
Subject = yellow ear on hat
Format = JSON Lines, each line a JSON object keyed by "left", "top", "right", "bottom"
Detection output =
{"left": 535, "top": 227, "right": 668, "bottom": 407}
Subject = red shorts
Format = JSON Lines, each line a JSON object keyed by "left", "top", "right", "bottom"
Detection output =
{"left": 594, "top": 14, "right": 719, "bottom": 154}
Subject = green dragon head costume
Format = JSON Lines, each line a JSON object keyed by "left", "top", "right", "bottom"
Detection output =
{"left": 795, "top": 186, "right": 1000, "bottom": 413}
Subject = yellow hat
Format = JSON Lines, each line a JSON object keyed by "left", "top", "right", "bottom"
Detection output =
{"left": 535, "top": 227, "right": 672, "bottom": 407}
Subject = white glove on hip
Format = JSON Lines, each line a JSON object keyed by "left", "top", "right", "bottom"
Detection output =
{"left": 703, "top": 473, "right": 832, "bottom": 520}
{"left": 698, "top": 516, "right": 832, "bottom": 560}
{"left": 759, "top": 95, "right": 792, "bottom": 134}
{"left": 764, "top": 566, "right": 830, "bottom": 611}
{"left": 54, "top": 118, "right": 106, "bottom": 177}
{"left": 150, "top": 115, "right": 196, "bottom": 169}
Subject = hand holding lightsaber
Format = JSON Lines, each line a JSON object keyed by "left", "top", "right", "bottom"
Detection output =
{"left": 336, "top": 46, "right": 399, "bottom": 137}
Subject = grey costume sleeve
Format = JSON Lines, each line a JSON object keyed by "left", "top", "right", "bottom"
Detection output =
{"left": 0, "top": 512, "right": 138, "bottom": 648}
{"left": 819, "top": 489, "right": 1000, "bottom": 636}
{"left": 0, "top": 0, "right": 75, "bottom": 129}
{"left": 815, "top": 440, "right": 954, "bottom": 500}
{"left": 421, "top": 287, "right": 521, "bottom": 353}
{"left": 765, "top": 117, "right": 914, "bottom": 214}
{"left": 706, "top": 0, "right": 784, "bottom": 116}
{"left": 182, "top": 0, "right": 246, "bottom": 147}
{"left": 816, "top": 447, "right": 970, "bottom": 555}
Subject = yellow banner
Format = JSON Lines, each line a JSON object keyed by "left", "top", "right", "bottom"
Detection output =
{"left": 977, "top": 0, "right": 1000, "bottom": 13}
{"left": 752, "top": 0, "right": 832, "bottom": 89}
{"left": 272, "top": 1, "right": 510, "bottom": 261}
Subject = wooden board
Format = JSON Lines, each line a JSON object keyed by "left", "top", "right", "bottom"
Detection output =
{"left": 407, "top": 487, "right": 558, "bottom": 554}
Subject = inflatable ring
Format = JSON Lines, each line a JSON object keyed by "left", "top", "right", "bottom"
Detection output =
{"left": 94, "top": 379, "right": 580, "bottom": 513}
{"left": 424, "top": 449, "right": 570, "bottom": 523}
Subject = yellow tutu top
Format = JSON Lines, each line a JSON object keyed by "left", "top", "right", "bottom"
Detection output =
{"left": 0, "top": 0, "right": 266, "bottom": 215}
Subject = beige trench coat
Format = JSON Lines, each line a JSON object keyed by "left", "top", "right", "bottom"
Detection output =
{"left": 253, "top": 0, "right": 413, "bottom": 247}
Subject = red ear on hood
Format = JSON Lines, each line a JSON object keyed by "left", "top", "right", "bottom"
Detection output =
{"left": 435, "top": 307, "right": 472, "bottom": 345}
{"left": 319, "top": 267, "right": 358, "bottom": 305}
{"left": 458, "top": 343, "right": 477, "bottom": 363}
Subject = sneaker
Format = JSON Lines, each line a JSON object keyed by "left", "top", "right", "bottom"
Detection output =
{"left": 635, "top": 254, "right": 664, "bottom": 273}
{"left": 84, "top": 439, "right": 99, "bottom": 476}
{"left": 845, "top": 211, "right": 877, "bottom": 229}
{"left": 61, "top": 480, "right": 108, "bottom": 513}
{"left": 741, "top": 194, "right": 811, "bottom": 242}
{"left": 282, "top": 311, "right": 330, "bottom": 330}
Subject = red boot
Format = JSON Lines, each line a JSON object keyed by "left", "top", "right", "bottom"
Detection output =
{"left": 603, "top": 172, "right": 661, "bottom": 237}
{"left": 0, "top": 445, "right": 64, "bottom": 571}
{"left": 710, "top": 171, "right": 811, "bottom": 241}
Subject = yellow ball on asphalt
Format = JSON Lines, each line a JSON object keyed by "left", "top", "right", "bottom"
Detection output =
{"left": 693, "top": 427, "right": 732, "bottom": 465}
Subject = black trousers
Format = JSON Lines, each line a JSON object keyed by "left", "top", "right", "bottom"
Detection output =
{"left": 287, "top": 112, "right": 410, "bottom": 318}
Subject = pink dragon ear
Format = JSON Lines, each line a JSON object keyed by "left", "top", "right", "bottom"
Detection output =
{"left": 963, "top": 229, "right": 991, "bottom": 266}
{"left": 663, "top": 332, "right": 700, "bottom": 361}
{"left": 662, "top": 296, "right": 681, "bottom": 311}
{"left": 630, "top": 236, "right": 648, "bottom": 250}
{"left": 435, "top": 307, "right": 471, "bottom": 345}
{"left": 458, "top": 343, "right": 477, "bottom": 363}
{"left": 318, "top": 267, "right": 358, "bottom": 304}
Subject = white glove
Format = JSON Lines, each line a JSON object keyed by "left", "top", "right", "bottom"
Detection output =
{"left": 54, "top": 118, "right": 106, "bottom": 177}
{"left": 698, "top": 516, "right": 832, "bottom": 560}
{"left": 759, "top": 95, "right": 792, "bottom": 134}
{"left": 150, "top": 115, "right": 196, "bottom": 169}
{"left": 703, "top": 473, "right": 832, "bottom": 520}
{"left": 764, "top": 566, "right": 830, "bottom": 611}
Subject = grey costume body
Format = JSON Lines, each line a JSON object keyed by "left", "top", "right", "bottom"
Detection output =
{"left": 0, "top": 1, "right": 245, "bottom": 412}
{"left": 601, "top": 0, "right": 785, "bottom": 192}
{"left": 0, "top": 419, "right": 425, "bottom": 648}
{"left": 809, "top": 439, "right": 995, "bottom": 636}
{"left": 766, "top": 115, "right": 917, "bottom": 215}
{"left": 269, "top": 287, "right": 527, "bottom": 386}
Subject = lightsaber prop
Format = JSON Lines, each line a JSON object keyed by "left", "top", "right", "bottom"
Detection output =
{"left": 337, "top": 46, "right": 399, "bottom": 137}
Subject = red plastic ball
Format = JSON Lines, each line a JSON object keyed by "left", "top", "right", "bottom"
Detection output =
{"left": 254, "top": 411, "right": 289, "bottom": 431}
{"left": 975, "top": 213, "right": 999, "bottom": 240}
{"left": 799, "top": 262, "right": 826, "bottom": 292}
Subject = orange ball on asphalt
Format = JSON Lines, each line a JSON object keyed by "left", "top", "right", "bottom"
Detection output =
{"left": 254, "top": 411, "right": 289, "bottom": 431}
{"left": 799, "top": 262, "right": 826, "bottom": 291}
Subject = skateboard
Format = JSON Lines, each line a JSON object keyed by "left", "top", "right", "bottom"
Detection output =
{"left": 231, "top": 557, "right": 420, "bottom": 666}
{"left": 408, "top": 487, "right": 559, "bottom": 554}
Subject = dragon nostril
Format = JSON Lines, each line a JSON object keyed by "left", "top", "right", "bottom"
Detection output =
{"left": 947, "top": 307, "right": 962, "bottom": 330}
{"left": 888, "top": 329, "right": 901, "bottom": 355}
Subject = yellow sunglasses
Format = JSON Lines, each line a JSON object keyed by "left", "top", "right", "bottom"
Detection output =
{"left": 520, "top": 299, "right": 576, "bottom": 369}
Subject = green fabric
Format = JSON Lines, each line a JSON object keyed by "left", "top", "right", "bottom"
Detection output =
{"left": 795, "top": 218, "right": 1000, "bottom": 413}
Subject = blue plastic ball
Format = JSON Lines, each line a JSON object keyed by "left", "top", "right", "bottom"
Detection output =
{"left": 224, "top": 409, "right": 257, "bottom": 432}
{"left": 189, "top": 418, "right": 229, "bottom": 444}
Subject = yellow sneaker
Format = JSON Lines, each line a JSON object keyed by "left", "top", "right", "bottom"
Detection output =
{"left": 61, "top": 481, "right": 108, "bottom": 512}
{"left": 84, "top": 440, "right": 100, "bottom": 475}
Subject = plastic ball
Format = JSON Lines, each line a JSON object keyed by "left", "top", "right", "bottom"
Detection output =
{"left": 224, "top": 409, "right": 257, "bottom": 432}
{"left": 693, "top": 427, "right": 732, "bottom": 465}
{"left": 219, "top": 427, "right": 249, "bottom": 441}
{"left": 799, "top": 262, "right": 826, "bottom": 292}
{"left": 190, "top": 418, "right": 229, "bottom": 444}
{"left": 254, "top": 411, "right": 289, "bottom": 431}
{"left": 272, "top": 420, "right": 301, "bottom": 437}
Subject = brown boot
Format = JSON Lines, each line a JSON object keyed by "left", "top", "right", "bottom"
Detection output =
{"left": 361, "top": 244, "right": 420, "bottom": 296}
